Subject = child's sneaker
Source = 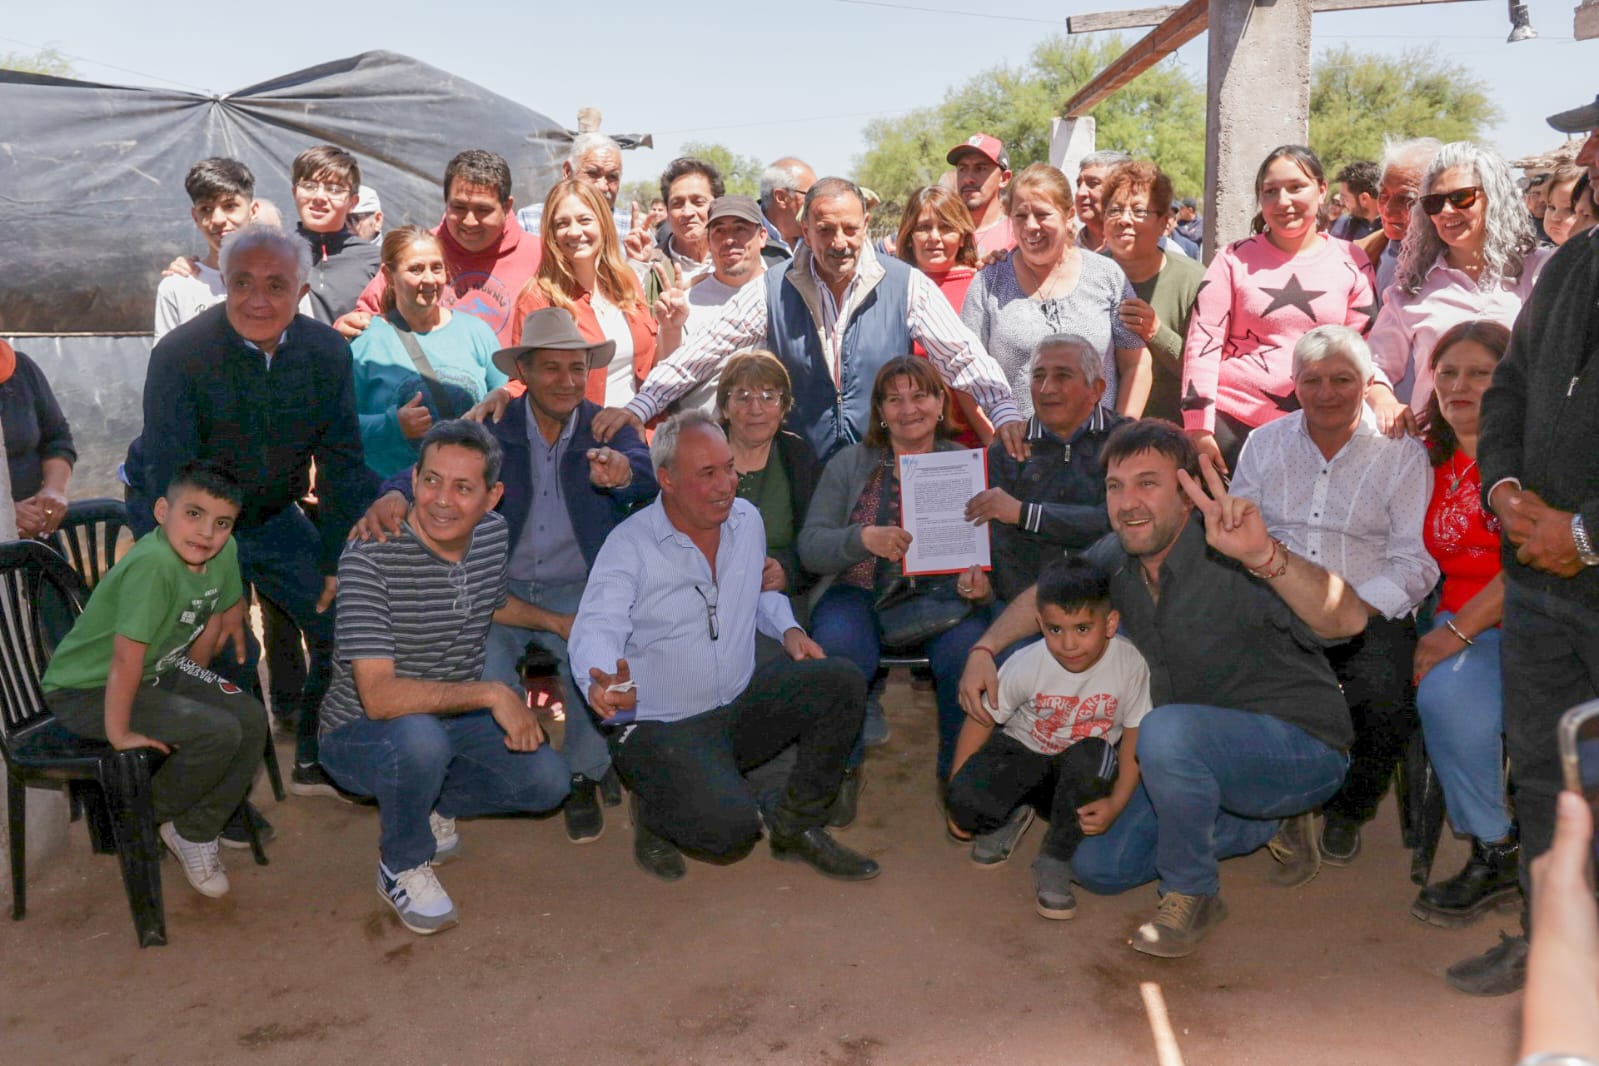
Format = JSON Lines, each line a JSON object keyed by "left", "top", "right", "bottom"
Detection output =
{"left": 970, "top": 805, "right": 1035, "bottom": 867}
{"left": 160, "top": 822, "right": 230, "bottom": 898}
{"left": 430, "top": 810, "right": 460, "bottom": 864}
{"left": 1032, "top": 855, "right": 1078, "bottom": 920}
{"left": 378, "top": 860, "right": 459, "bottom": 935}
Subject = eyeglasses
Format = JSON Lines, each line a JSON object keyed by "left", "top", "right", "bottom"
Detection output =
{"left": 728, "top": 388, "right": 783, "bottom": 408}
{"left": 448, "top": 564, "right": 471, "bottom": 618}
{"left": 695, "top": 584, "right": 719, "bottom": 641}
{"left": 295, "top": 179, "right": 352, "bottom": 201}
{"left": 1102, "top": 205, "right": 1154, "bottom": 222}
{"left": 1421, "top": 186, "right": 1483, "bottom": 215}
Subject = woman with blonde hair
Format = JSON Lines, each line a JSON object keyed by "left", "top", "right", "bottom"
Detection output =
{"left": 507, "top": 179, "right": 657, "bottom": 407}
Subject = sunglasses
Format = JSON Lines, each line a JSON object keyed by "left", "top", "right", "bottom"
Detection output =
{"left": 1421, "top": 186, "right": 1483, "bottom": 215}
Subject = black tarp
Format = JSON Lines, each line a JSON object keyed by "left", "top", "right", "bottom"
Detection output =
{"left": 0, "top": 50, "right": 572, "bottom": 334}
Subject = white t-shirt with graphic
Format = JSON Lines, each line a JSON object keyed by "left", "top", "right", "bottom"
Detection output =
{"left": 993, "top": 635, "right": 1152, "bottom": 755}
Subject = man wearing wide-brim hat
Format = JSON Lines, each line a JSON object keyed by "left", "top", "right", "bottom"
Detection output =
{"left": 357, "top": 306, "right": 658, "bottom": 845}
{"left": 1454, "top": 92, "right": 1599, "bottom": 998}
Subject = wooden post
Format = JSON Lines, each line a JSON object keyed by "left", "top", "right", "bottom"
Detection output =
{"left": 1577, "top": 0, "right": 1599, "bottom": 38}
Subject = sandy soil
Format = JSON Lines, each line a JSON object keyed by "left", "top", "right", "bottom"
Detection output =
{"left": 0, "top": 675, "right": 1523, "bottom": 1065}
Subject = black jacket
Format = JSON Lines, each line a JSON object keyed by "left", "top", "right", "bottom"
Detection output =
{"left": 297, "top": 223, "right": 382, "bottom": 324}
{"left": 1479, "top": 226, "right": 1599, "bottom": 608}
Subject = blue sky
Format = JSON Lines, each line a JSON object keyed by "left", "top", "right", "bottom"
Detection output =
{"left": 5, "top": 0, "right": 1590, "bottom": 185}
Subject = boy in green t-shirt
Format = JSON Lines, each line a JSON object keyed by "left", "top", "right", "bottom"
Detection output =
{"left": 43, "top": 461, "right": 268, "bottom": 899}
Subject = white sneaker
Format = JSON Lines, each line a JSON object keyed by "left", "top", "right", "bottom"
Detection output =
{"left": 430, "top": 810, "right": 460, "bottom": 864}
{"left": 160, "top": 822, "right": 230, "bottom": 898}
{"left": 378, "top": 860, "right": 458, "bottom": 935}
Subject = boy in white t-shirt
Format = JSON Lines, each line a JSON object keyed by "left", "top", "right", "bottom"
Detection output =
{"left": 153, "top": 158, "right": 259, "bottom": 341}
{"left": 946, "top": 555, "right": 1151, "bottom": 920}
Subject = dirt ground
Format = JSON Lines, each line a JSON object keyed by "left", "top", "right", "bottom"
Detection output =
{"left": 1, "top": 674, "right": 1524, "bottom": 1065}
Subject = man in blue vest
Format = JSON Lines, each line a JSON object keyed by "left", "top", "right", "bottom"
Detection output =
{"left": 591, "top": 177, "right": 1025, "bottom": 462}
{"left": 354, "top": 308, "right": 658, "bottom": 844}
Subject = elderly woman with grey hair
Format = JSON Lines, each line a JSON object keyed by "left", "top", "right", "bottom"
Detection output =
{"left": 1366, "top": 141, "right": 1550, "bottom": 437}
{"left": 1231, "top": 324, "right": 1438, "bottom": 871}
{"left": 965, "top": 333, "right": 1130, "bottom": 602}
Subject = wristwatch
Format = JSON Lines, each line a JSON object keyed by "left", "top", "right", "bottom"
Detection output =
{"left": 1572, "top": 514, "right": 1599, "bottom": 567}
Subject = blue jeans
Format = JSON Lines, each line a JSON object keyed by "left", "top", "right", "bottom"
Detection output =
{"left": 809, "top": 584, "right": 989, "bottom": 779}
{"left": 320, "top": 710, "right": 570, "bottom": 872}
{"left": 1415, "top": 612, "right": 1511, "bottom": 842}
{"left": 129, "top": 496, "right": 334, "bottom": 768}
{"left": 482, "top": 577, "right": 608, "bottom": 781}
{"left": 1073, "top": 704, "right": 1349, "bottom": 897}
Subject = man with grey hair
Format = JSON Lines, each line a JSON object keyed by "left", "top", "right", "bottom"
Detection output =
{"left": 516, "top": 132, "right": 636, "bottom": 249}
{"left": 569, "top": 410, "right": 877, "bottom": 883}
{"left": 966, "top": 333, "right": 1130, "bottom": 601}
{"left": 758, "top": 156, "right": 816, "bottom": 253}
{"left": 1367, "top": 137, "right": 1443, "bottom": 299}
{"left": 593, "top": 177, "right": 1027, "bottom": 464}
{"left": 123, "top": 221, "right": 376, "bottom": 797}
{"left": 1076, "top": 150, "right": 1133, "bottom": 252}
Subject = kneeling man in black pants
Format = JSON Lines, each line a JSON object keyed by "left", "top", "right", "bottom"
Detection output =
{"left": 569, "top": 410, "right": 877, "bottom": 882}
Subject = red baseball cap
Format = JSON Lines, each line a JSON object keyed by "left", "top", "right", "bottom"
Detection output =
{"left": 947, "top": 133, "right": 1011, "bottom": 171}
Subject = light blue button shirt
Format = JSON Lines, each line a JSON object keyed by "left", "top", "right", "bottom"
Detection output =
{"left": 569, "top": 497, "right": 799, "bottom": 723}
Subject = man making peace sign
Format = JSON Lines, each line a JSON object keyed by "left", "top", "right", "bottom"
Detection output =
{"left": 959, "top": 419, "right": 1368, "bottom": 959}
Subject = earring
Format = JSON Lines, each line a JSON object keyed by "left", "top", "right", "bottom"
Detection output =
{"left": 937, "top": 413, "right": 945, "bottom": 422}
{"left": 879, "top": 421, "right": 888, "bottom": 429}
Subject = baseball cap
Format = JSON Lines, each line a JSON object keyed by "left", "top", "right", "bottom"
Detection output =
{"left": 706, "top": 195, "right": 764, "bottom": 227}
{"left": 353, "top": 185, "right": 381, "bottom": 215}
{"left": 947, "top": 133, "right": 1011, "bottom": 171}
{"left": 1548, "top": 93, "right": 1599, "bottom": 134}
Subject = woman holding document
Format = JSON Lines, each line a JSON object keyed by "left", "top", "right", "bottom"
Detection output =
{"left": 798, "top": 357, "right": 994, "bottom": 786}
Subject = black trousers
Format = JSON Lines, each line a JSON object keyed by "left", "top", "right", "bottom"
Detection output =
{"left": 1322, "top": 614, "right": 1418, "bottom": 825}
{"left": 946, "top": 733, "right": 1117, "bottom": 861}
{"left": 608, "top": 657, "right": 864, "bottom": 861}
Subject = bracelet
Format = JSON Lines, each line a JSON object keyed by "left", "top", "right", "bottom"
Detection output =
{"left": 1444, "top": 619, "right": 1474, "bottom": 646}
{"left": 970, "top": 645, "right": 999, "bottom": 660}
{"left": 1246, "top": 538, "right": 1289, "bottom": 580}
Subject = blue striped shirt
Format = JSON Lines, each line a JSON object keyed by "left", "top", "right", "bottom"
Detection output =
{"left": 321, "top": 512, "right": 510, "bottom": 733}
{"left": 568, "top": 497, "right": 799, "bottom": 723}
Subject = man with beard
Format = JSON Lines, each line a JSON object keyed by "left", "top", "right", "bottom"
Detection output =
{"left": 947, "top": 133, "right": 1014, "bottom": 256}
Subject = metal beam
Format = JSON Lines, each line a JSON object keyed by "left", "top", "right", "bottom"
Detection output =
{"left": 1068, "top": 0, "right": 1477, "bottom": 33}
{"left": 1063, "top": 0, "right": 1208, "bottom": 117}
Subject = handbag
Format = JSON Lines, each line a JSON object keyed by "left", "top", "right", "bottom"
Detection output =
{"left": 874, "top": 574, "right": 973, "bottom": 650}
{"left": 388, "top": 313, "right": 478, "bottom": 435}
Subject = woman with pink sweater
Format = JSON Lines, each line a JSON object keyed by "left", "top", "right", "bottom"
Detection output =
{"left": 1180, "top": 145, "right": 1377, "bottom": 471}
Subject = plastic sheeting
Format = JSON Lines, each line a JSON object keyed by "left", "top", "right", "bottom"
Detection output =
{"left": 0, "top": 51, "right": 572, "bottom": 334}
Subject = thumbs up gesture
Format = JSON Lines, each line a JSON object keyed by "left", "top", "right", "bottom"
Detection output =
{"left": 398, "top": 391, "right": 433, "bottom": 440}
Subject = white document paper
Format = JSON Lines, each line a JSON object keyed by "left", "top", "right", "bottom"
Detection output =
{"left": 898, "top": 448, "right": 991, "bottom": 576}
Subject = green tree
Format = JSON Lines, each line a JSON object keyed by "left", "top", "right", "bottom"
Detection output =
{"left": 1310, "top": 46, "right": 1500, "bottom": 177}
{"left": 855, "top": 34, "right": 1208, "bottom": 210}
{"left": 677, "top": 140, "right": 763, "bottom": 198}
{"left": 0, "top": 46, "right": 75, "bottom": 77}
{"left": 620, "top": 179, "right": 660, "bottom": 212}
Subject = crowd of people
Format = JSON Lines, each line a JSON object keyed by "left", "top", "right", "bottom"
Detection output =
{"left": 11, "top": 87, "right": 1599, "bottom": 1057}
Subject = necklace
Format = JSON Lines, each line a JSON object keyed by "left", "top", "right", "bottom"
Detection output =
{"left": 1449, "top": 452, "right": 1479, "bottom": 493}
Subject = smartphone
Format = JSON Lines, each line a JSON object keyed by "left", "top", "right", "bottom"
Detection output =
{"left": 1557, "top": 699, "right": 1599, "bottom": 863}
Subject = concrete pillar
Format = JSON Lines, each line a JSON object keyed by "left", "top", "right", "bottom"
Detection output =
{"left": 0, "top": 410, "right": 72, "bottom": 906}
{"left": 1202, "top": 0, "right": 1314, "bottom": 258}
{"left": 1049, "top": 116, "right": 1097, "bottom": 180}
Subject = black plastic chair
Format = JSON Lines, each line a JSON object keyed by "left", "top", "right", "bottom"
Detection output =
{"left": 0, "top": 541, "right": 264, "bottom": 947}
{"left": 46, "top": 497, "right": 132, "bottom": 591}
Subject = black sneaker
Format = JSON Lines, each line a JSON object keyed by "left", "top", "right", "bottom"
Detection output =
{"left": 1320, "top": 816, "right": 1362, "bottom": 866}
{"left": 220, "top": 802, "right": 275, "bottom": 850}
{"left": 1445, "top": 933, "right": 1527, "bottom": 996}
{"left": 598, "top": 764, "right": 623, "bottom": 808}
{"left": 563, "top": 775, "right": 604, "bottom": 844}
{"left": 289, "top": 762, "right": 341, "bottom": 798}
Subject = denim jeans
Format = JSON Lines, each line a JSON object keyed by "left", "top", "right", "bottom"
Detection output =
{"left": 128, "top": 496, "right": 334, "bottom": 768}
{"left": 1072, "top": 704, "right": 1349, "bottom": 897}
{"left": 1502, "top": 578, "right": 1599, "bottom": 898}
{"left": 319, "top": 709, "right": 571, "bottom": 872}
{"left": 482, "top": 577, "right": 608, "bottom": 781}
{"left": 1414, "top": 612, "right": 1511, "bottom": 842}
{"left": 809, "top": 584, "right": 989, "bottom": 779}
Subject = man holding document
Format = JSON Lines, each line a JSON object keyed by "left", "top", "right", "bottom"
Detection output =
{"left": 799, "top": 357, "right": 997, "bottom": 783}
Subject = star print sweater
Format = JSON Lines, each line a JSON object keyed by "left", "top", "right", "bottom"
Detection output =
{"left": 1180, "top": 234, "right": 1376, "bottom": 433}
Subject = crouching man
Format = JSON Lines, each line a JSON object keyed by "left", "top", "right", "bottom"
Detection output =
{"left": 319, "top": 420, "right": 570, "bottom": 935}
{"left": 569, "top": 411, "right": 878, "bottom": 883}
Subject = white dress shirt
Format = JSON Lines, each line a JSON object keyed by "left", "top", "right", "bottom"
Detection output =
{"left": 1231, "top": 406, "right": 1439, "bottom": 619}
{"left": 568, "top": 497, "right": 800, "bottom": 723}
